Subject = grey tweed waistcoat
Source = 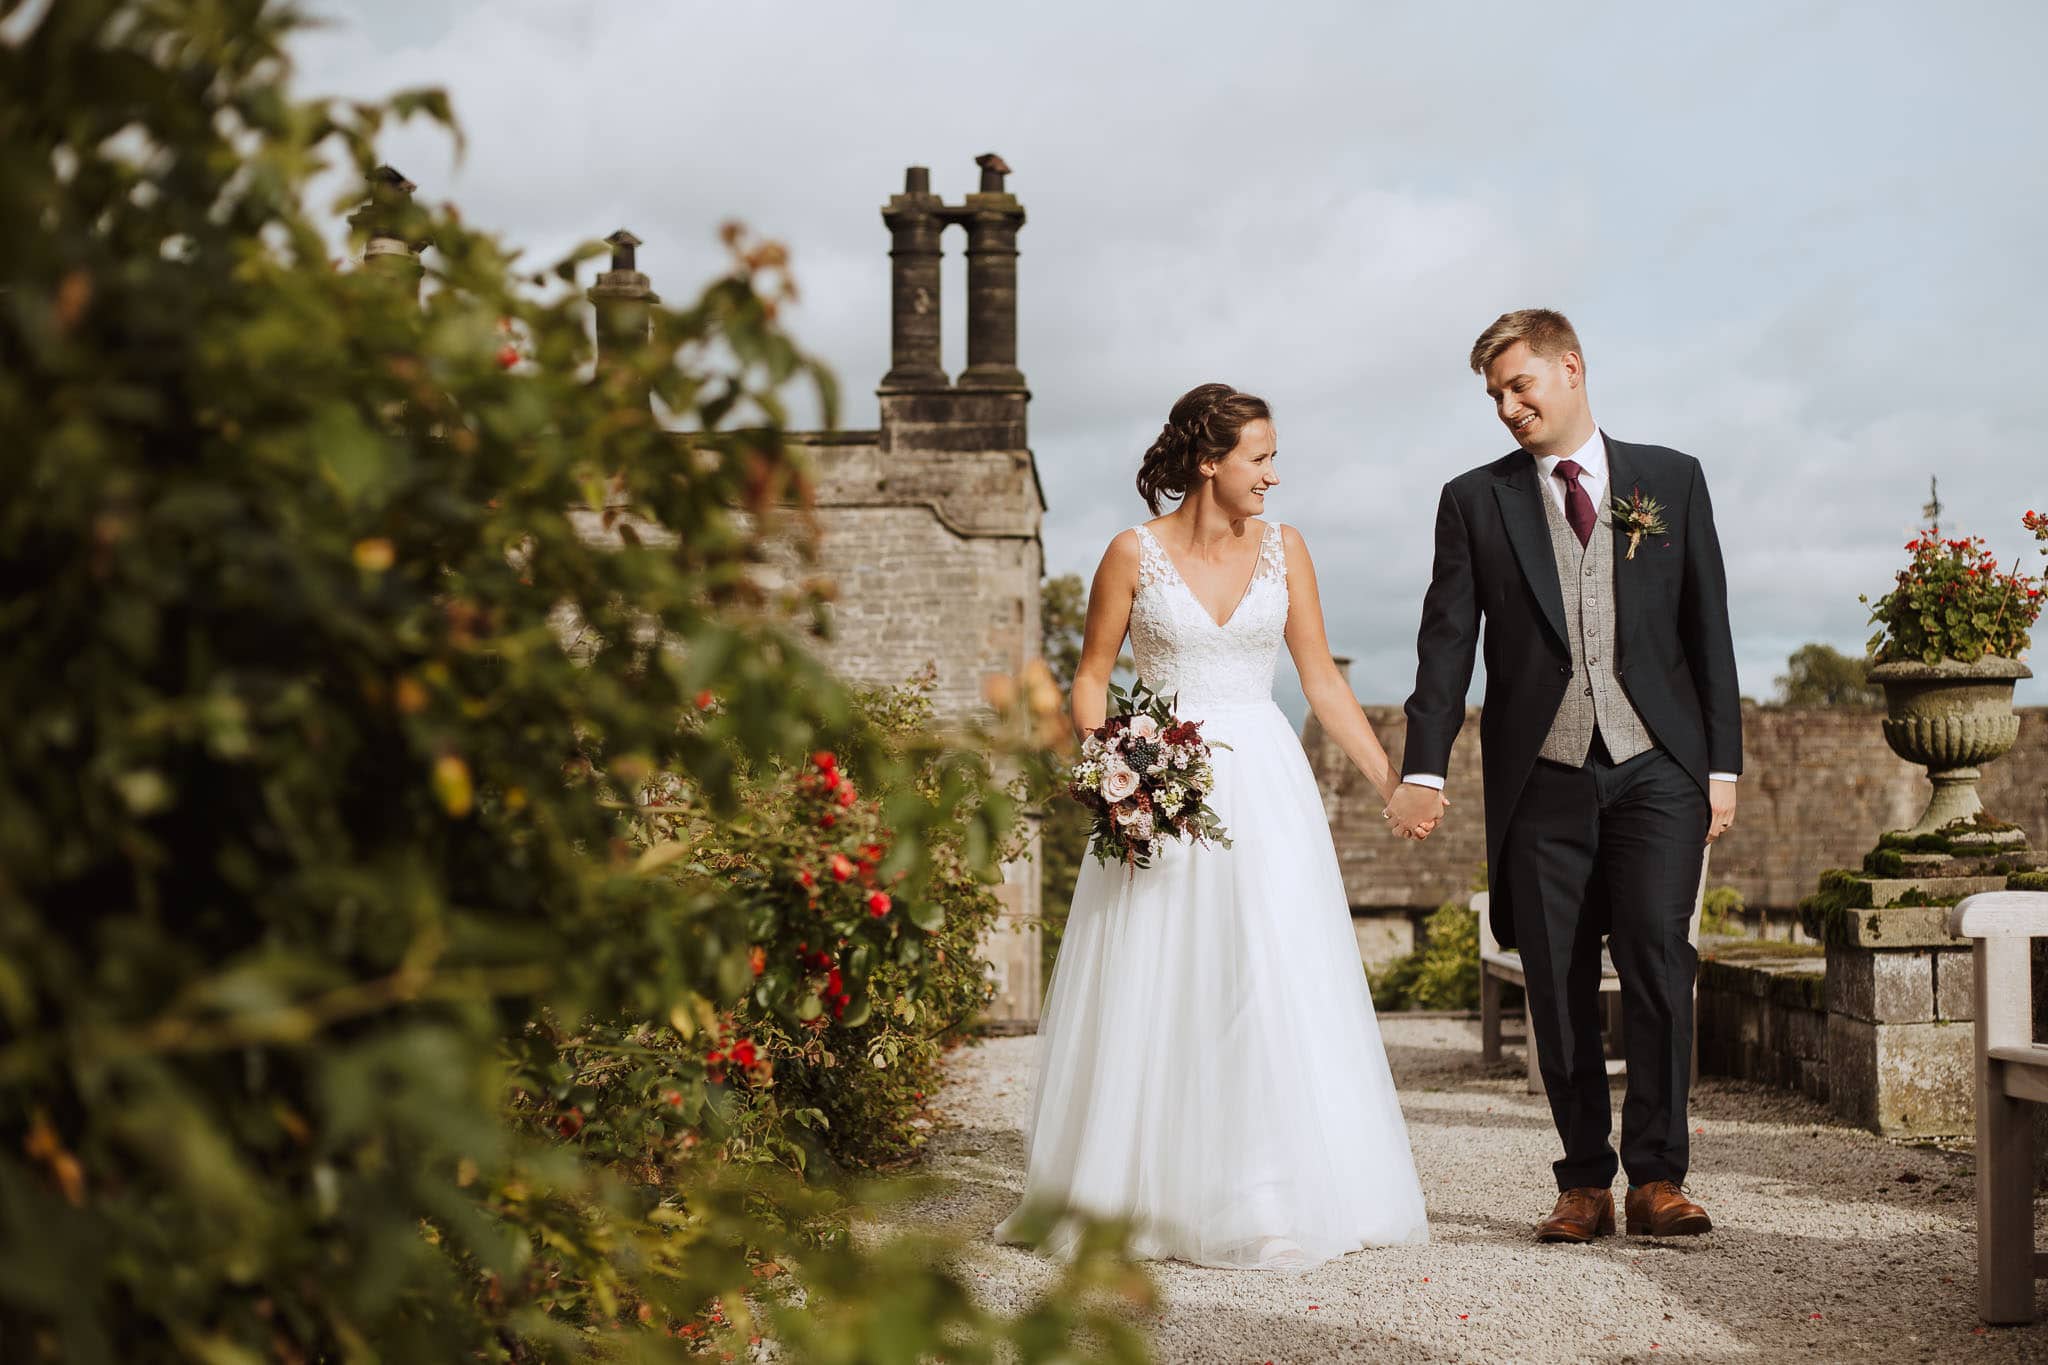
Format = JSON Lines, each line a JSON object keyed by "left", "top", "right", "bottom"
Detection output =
{"left": 1537, "top": 480, "right": 1656, "bottom": 766}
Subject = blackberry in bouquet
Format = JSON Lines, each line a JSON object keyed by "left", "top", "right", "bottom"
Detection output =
{"left": 1070, "top": 680, "right": 1231, "bottom": 868}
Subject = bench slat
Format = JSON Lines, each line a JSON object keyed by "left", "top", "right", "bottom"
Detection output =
{"left": 1991, "top": 1048, "right": 2048, "bottom": 1105}
{"left": 1950, "top": 890, "right": 2048, "bottom": 939}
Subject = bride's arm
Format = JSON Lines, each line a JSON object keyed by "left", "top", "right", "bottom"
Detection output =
{"left": 1279, "top": 525, "right": 1402, "bottom": 805}
{"left": 1069, "top": 531, "right": 1141, "bottom": 737}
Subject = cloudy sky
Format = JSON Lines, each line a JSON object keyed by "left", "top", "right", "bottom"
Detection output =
{"left": 290, "top": 0, "right": 2047, "bottom": 716}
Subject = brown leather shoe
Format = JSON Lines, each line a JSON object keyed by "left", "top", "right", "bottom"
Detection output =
{"left": 1535, "top": 1186, "right": 1615, "bottom": 1243}
{"left": 1625, "top": 1180, "right": 1712, "bottom": 1237}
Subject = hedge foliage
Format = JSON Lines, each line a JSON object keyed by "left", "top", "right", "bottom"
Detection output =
{"left": 0, "top": 3, "right": 1147, "bottom": 1359}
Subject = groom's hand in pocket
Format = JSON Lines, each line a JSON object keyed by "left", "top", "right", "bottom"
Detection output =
{"left": 1384, "top": 782, "right": 1448, "bottom": 840}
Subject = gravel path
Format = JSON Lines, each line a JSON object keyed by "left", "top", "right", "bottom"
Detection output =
{"left": 878, "top": 1017, "right": 2048, "bottom": 1363}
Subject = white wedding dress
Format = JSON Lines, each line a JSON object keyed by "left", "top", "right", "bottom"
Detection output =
{"left": 995, "top": 522, "right": 1429, "bottom": 1271}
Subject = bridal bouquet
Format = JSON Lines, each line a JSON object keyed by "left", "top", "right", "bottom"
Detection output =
{"left": 1070, "top": 680, "right": 1230, "bottom": 868}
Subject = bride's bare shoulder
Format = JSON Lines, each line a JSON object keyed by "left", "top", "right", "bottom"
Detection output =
{"left": 1093, "top": 528, "right": 1144, "bottom": 581}
{"left": 1276, "top": 522, "right": 1315, "bottom": 569}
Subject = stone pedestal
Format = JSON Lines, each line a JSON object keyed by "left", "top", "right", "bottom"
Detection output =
{"left": 1817, "top": 910, "right": 1977, "bottom": 1134}
{"left": 1803, "top": 838, "right": 2047, "bottom": 1136}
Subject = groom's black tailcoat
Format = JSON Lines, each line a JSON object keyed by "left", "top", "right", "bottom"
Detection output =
{"left": 1401, "top": 434, "right": 1743, "bottom": 951}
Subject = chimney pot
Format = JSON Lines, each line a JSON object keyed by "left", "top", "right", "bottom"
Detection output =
{"left": 605, "top": 228, "right": 642, "bottom": 273}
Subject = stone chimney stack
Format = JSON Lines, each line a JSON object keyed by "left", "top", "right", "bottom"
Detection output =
{"left": 957, "top": 152, "right": 1026, "bottom": 392}
{"left": 347, "top": 165, "right": 427, "bottom": 298}
{"left": 876, "top": 157, "right": 1029, "bottom": 453}
{"left": 587, "top": 228, "right": 659, "bottom": 406}
{"left": 879, "top": 166, "right": 947, "bottom": 393}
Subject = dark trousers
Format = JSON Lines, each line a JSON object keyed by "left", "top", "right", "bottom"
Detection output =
{"left": 1502, "top": 738, "right": 1709, "bottom": 1191}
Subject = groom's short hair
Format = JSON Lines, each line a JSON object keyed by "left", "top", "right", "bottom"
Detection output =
{"left": 1470, "top": 309, "right": 1583, "bottom": 374}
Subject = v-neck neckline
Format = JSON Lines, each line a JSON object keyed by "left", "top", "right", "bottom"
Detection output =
{"left": 1140, "top": 523, "right": 1273, "bottom": 630}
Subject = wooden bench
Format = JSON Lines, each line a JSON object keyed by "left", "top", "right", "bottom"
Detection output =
{"left": 1476, "top": 854, "right": 1707, "bottom": 1094}
{"left": 1948, "top": 890, "right": 2048, "bottom": 1325}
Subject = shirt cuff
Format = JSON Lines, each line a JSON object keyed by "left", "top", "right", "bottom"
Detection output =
{"left": 1402, "top": 774, "right": 1447, "bottom": 790}
{"left": 1709, "top": 772, "right": 1739, "bottom": 784}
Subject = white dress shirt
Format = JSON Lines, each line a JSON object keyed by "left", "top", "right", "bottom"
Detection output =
{"left": 1537, "top": 426, "right": 1608, "bottom": 522}
{"left": 1404, "top": 426, "right": 1738, "bottom": 792}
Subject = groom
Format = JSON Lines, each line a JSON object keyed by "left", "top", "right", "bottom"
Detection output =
{"left": 1387, "top": 309, "right": 1742, "bottom": 1242}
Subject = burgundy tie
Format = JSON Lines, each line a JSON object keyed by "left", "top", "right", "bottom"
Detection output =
{"left": 1555, "top": 458, "right": 1596, "bottom": 547}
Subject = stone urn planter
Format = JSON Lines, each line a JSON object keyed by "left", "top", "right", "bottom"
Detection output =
{"left": 1868, "top": 655, "right": 2031, "bottom": 839}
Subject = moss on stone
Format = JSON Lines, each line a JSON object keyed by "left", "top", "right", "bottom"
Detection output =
{"left": 1872, "top": 811, "right": 2026, "bottom": 861}
{"left": 1800, "top": 869, "right": 1874, "bottom": 940}
{"left": 1884, "top": 887, "right": 1964, "bottom": 908}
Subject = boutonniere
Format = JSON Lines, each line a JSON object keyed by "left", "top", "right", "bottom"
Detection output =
{"left": 1611, "top": 486, "right": 1668, "bottom": 561}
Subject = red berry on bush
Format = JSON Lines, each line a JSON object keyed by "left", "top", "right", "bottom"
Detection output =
{"left": 554, "top": 1107, "right": 584, "bottom": 1138}
{"left": 830, "top": 853, "right": 855, "bottom": 882}
{"left": 495, "top": 344, "right": 519, "bottom": 370}
{"left": 866, "top": 891, "right": 891, "bottom": 917}
{"left": 812, "top": 750, "right": 837, "bottom": 772}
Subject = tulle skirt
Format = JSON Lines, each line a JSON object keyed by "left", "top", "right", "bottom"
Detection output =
{"left": 995, "top": 697, "right": 1429, "bottom": 1270}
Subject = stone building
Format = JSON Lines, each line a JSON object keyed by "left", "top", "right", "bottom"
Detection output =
{"left": 354, "top": 158, "right": 1048, "bottom": 1028}
{"left": 575, "top": 160, "right": 1048, "bottom": 1028}
{"left": 788, "top": 158, "right": 1046, "bottom": 1029}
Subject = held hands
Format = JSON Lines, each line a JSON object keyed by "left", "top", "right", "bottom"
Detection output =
{"left": 1382, "top": 782, "right": 1449, "bottom": 841}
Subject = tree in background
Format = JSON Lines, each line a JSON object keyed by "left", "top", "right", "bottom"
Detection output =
{"left": 1774, "top": 642, "right": 1883, "bottom": 706}
{"left": 0, "top": 4, "right": 1146, "bottom": 1359}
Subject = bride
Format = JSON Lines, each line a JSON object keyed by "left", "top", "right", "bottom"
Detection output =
{"left": 995, "top": 382, "right": 1430, "bottom": 1270}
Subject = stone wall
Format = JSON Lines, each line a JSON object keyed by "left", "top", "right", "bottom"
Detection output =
{"left": 792, "top": 428, "right": 1044, "bottom": 725}
{"left": 1306, "top": 701, "right": 2048, "bottom": 913}
{"left": 1696, "top": 954, "right": 1828, "bottom": 1102}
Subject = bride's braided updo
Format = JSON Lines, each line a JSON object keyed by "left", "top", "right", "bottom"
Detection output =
{"left": 1136, "top": 382, "right": 1273, "bottom": 515}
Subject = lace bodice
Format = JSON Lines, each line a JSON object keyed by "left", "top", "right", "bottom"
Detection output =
{"left": 1128, "top": 522, "right": 1290, "bottom": 710}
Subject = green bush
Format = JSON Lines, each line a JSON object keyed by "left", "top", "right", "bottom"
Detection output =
{"left": 746, "top": 675, "right": 1013, "bottom": 1173}
{"left": 0, "top": 5, "right": 1147, "bottom": 1360}
{"left": 1371, "top": 901, "right": 1481, "bottom": 1012}
{"left": 1700, "top": 883, "right": 1746, "bottom": 935}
